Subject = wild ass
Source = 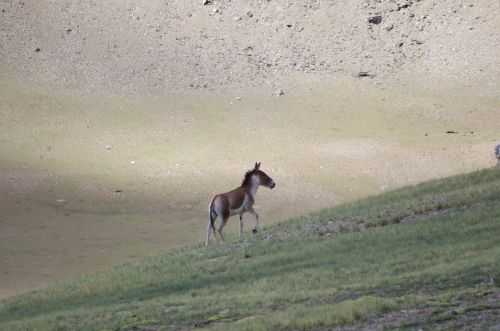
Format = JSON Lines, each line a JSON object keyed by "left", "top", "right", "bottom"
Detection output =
{"left": 206, "top": 162, "right": 276, "bottom": 246}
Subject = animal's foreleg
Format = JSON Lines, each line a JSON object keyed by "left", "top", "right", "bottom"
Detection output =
{"left": 239, "top": 214, "right": 244, "bottom": 239}
{"left": 249, "top": 208, "right": 260, "bottom": 233}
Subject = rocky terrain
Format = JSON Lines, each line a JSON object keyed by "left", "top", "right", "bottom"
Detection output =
{"left": 1, "top": 0, "right": 499, "bottom": 96}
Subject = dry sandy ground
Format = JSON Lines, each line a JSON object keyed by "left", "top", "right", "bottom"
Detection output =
{"left": 0, "top": 0, "right": 499, "bottom": 299}
{"left": 1, "top": 76, "right": 498, "bottom": 299}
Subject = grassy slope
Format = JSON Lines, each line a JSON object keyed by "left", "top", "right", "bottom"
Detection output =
{"left": 1, "top": 168, "right": 500, "bottom": 330}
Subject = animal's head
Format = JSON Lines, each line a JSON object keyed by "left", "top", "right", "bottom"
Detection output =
{"left": 242, "top": 162, "right": 276, "bottom": 189}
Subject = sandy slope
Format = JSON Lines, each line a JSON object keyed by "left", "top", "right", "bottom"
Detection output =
{"left": 0, "top": 0, "right": 499, "bottom": 298}
{"left": 1, "top": 0, "right": 499, "bottom": 95}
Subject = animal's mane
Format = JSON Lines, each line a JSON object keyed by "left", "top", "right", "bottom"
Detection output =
{"left": 241, "top": 170, "right": 255, "bottom": 187}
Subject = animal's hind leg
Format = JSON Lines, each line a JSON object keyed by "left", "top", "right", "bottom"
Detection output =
{"left": 218, "top": 217, "right": 228, "bottom": 242}
{"left": 206, "top": 218, "right": 215, "bottom": 246}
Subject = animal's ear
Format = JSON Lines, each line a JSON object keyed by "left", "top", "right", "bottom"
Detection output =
{"left": 254, "top": 162, "right": 261, "bottom": 170}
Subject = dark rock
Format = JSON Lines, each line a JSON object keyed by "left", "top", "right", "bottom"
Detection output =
{"left": 246, "top": 11, "right": 254, "bottom": 18}
{"left": 35, "top": 47, "right": 41, "bottom": 52}
{"left": 368, "top": 15, "right": 383, "bottom": 24}
{"left": 446, "top": 130, "right": 458, "bottom": 134}
{"left": 397, "top": 3, "right": 412, "bottom": 11}
{"left": 202, "top": 0, "right": 212, "bottom": 5}
{"left": 357, "top": 71, "right": 375, "bottom": 78}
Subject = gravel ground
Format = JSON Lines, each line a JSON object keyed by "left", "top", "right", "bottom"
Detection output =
{"left": 1, "top": 0, "right": 499, "bottom": 96}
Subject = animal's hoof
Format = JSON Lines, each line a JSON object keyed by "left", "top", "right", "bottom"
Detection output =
{"left": 252, "top": 228, "right": 258, "bottom": 234}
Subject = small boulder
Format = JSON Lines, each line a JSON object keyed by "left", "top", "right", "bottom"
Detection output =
{"left": 357, "top": 71, "right": 375, "bottom": 78}
{"left": 368, "top": 15, "right": 383, "bottom": 24}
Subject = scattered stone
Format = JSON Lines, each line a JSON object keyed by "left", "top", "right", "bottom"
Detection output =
{"left": 202, "top": 0, "right": 212, "bottom": 5}
{"left": 35, "top": 47, "right": 41, "bottom": 52}
{"left": 130, "top": 160, "right": 136, "bottom": 164}
{"left": 385, "top": 24, "right": 394, "bottom": 31}
{"left": 114, "top": 189, "right": 123, "bottom": 193}
{"left": 368, "top": 15, "right": 383, "bottom": 24}
{"left": 275, "top": 89, "right": 285, "bottom": 96}
{"left": 446, "top": 130, "right": 458, "bottom": 134}
{"left": 246, "top": 11, "right": 254, "bottom": 18}
{"left": 397, "top": 3, "right": 412, "bottom": 11}
{"left": 105, "top": 145, "right": 112, "bottom": 150}
{"left": 286, "top": 24, "right": 293, "bottom": 28}
{"left": 56, "top": 199, "right": 66, "bottom": 203}
{"left": 357, "top": 71, "right": 375, "bottom": 78}
{"left": 66, "top": 28, "right": 72, "bottom": 33}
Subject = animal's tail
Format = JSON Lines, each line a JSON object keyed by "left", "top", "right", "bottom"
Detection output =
{"left": 206, "top": 197, "right": 217, "bottom": 245}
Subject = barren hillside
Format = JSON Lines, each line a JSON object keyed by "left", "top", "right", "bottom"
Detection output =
{"left": 1, "top": 1, "right": 499, "bottom": 299}
{"left": 1, "top": 0, "right": 499, "bottom": 95}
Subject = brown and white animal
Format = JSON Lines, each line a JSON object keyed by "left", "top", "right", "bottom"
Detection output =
{"left": 206, "top": 162, "right": 276, "bottom": 246}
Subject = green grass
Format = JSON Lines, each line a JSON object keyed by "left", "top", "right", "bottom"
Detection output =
{"left": 1, "top": 168, "right": 500, "bottom": 330}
